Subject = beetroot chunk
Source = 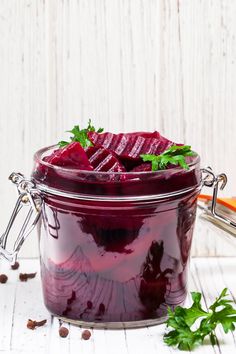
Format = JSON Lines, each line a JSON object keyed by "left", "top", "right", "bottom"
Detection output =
{"left": 46, "top": 142, "right": 93, "bottom": 170}
{"left": 130, "top": 163, "right": 152, "bottom": 172}
{"left": 87, "top": 131, "right": 174, "bottom": 161}
{"left": 86, "top": 146, "right": 126, "bottom": 172}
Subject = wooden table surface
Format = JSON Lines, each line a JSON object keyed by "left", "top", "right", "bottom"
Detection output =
{"left": 0, "top": 257, "right": 236, "bottom": 354}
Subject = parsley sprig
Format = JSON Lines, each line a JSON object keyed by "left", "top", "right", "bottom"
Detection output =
{"left": 164, "top": 288, "right": 236, "bottom": 351}
{"left": 140, "top": 145, "right": 196, "bottom": 171}
{"left": 58, "top": 119, "right": 103, "bottom": 148}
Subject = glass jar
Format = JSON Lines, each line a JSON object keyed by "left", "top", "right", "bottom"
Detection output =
{"left": 0, "top": 146, "right": 231, "bottom": 328}
{"left": 32, "top": 146, "right": 201, "bottom": 328}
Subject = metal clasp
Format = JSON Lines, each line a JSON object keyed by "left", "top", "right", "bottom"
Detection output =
{"left": 0, "top": 172, "right": 42, "bottom": 264}
{"left": 200, "top": 167, "right": 236, "bottom": 229}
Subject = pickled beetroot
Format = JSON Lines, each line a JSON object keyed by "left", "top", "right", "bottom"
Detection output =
{"left": 86, "top": 146, "right": 126, "bottom": 172}
{"left": 46, "top": 142, "right": 93, "bottom": 170}
{"left": 32, "top": 135, "right": 201, "bottom": 326}
{"left": 130, "top": 163, "right": 152, "bottom": 172}
{"left": 87, "top": 131, "right": 174, "bottom": 161}
{"left": 45, "top": 130, "right": 180, "bottom": 173}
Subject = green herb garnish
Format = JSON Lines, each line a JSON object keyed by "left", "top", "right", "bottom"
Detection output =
{"left": 58, "top": 119, "right": 104, "bottom": 148}
{"left": 140, "top": 145, "right": 196, "bottom": 171}
{"left": 164, "top": 288, "right": 236, "bottom": 351}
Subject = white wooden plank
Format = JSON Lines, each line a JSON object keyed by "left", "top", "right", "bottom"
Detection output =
{"left": 160, "top": 0, "right": 186, "bottom": 142}
{"left": 92, "top": 329, "right": 107, "bottom": 354}
{"left": 161, "top": 0, "right": 236, "bottom": 256}
{"left": 147, "top": 325, "right": 175, "bottom": 354}
{"left": 181, "top": 262, "right": 220, "bottom": 354}
{"left": 192, "top": 213, "right": 236, "bottom": 257}
{"left": 161, "top": 0, "right": 236, "bottom": 195}
{"left": 9, "top": 259, "right": 50, "bottom": 353}
{"left": 45, "top": 0, "right": 161, "bottom": 136}
{"left": 208, "top": 259, "right": 236, "bottom": 352}
{"left": 0, "top": 0, "right": 46, "bottom": 259}
{"left": 125, "top": 327, "right": 158, "bottom": 354}
{"left": 190, "top": 258, "right": 236, "bottom": 353}
{"left": 80, "top": 327, "right": 95, "bottom": 354}
{"left": 216, "top": 258, "right": 236, "bottom": 296}
{"left": 0, "top": 260, "right": 18, "bottom": 351}
{"left": 103, "top": 329, "right": 128, "bottom": 354}
{"left": 45, "top": 317, "right": 70, "bottom": 354}
{"left": 67, "top": 323, "right": 84, "bottom": 354}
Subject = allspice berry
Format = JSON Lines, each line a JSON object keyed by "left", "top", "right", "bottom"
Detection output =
{"left": 0, "top": 274, "right": 8, "bottom": 284}
{"left": 81, "top": 329, "right": 91, "bottom": 340}
{"left": 59, "top": 326, "right": 69, "bottom": 338}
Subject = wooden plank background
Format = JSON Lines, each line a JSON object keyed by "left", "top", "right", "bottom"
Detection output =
{"left": 0, "top": 0, "right": 236, "bottom": 257}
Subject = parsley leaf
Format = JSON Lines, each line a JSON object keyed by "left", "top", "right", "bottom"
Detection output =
{"left": 58, "top": 140, "right": 69, "bottom": 148}
{"left": 164, "top": 288, "right": 236, "bottom": 351}
{"left": 140, "top": 145, "right": 196, "bottom": 171}
{"left": 58, "top": 119, "right": 104, "bottom": 148}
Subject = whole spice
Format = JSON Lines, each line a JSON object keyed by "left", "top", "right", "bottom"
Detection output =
{"left": 11, "top": 261, "right": 20, "bottom": 270}
{"left": 0, "top": 274, "right": 8, "bottom": 283}
{"left": 27, "top": 319, "right": 47, "bottom": 330}
{"left": 81, "top": 329, "right": 91, "bottom": 340}
{"left": 59, "top": 326, "right": 69, "bottom": 338}
{"left": 19, "top": 272, "right": 37, "bottom": 282}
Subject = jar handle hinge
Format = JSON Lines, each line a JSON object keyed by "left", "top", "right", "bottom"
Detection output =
{"left": 200, "top": 167, "right": 236, "bottom": 229}
{"left": 0, "top": 172, "right": 42, "bottom": 264}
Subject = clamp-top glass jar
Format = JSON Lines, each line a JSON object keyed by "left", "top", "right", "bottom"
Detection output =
{"left": 32, "top": 145, "right": 201, "bottom": 328}
{"left": 0, "top": 146, "right": 232, "bottom": 328}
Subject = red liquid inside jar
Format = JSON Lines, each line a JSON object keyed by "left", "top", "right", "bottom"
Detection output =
{"left": 32, "top": 146, "right": 201, "bottom": 328}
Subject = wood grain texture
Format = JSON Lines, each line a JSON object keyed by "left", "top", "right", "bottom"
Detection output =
{"left": 0, "top": 0, "right": 47, "bottom": 257}
{"left": 161, "top": 0, "right": 236, "bottom": 256}
{"left": 0, "top": 0, "right": 236, "bottom": 257}
{"left": 161, "top": 0, "right": 236, "bottom": 193}
{"left": 45, "top": 0, "right": 161, "bottom": 136}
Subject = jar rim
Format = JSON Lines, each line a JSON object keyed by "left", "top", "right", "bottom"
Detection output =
{"left": 35, "top": 182, "right": 202, "bottom": 201}
{"left": 34, "top": 145, "right": 200, "bottom": 176}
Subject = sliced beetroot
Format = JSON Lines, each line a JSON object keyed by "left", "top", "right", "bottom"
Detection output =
{"left": 87, "top": 131, "right": 174, "bottom": 161}
{"left": 122, "top": 131, "right": 161, "bottom": 139}
{"left": 46, "top": 142, "right": 93, "bottom": 170}
{"left": 86, "top": 146, "right": 126, "bottom": 172}
{"left": 130, "top": 163, "right": 152, "bottom": 172}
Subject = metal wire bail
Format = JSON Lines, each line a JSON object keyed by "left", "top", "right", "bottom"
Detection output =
{"left": 0, "top": 173, "right": 42, "bottom": 264}
{"left": 201, "top": 167, "right": 236, "bottom": 229}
